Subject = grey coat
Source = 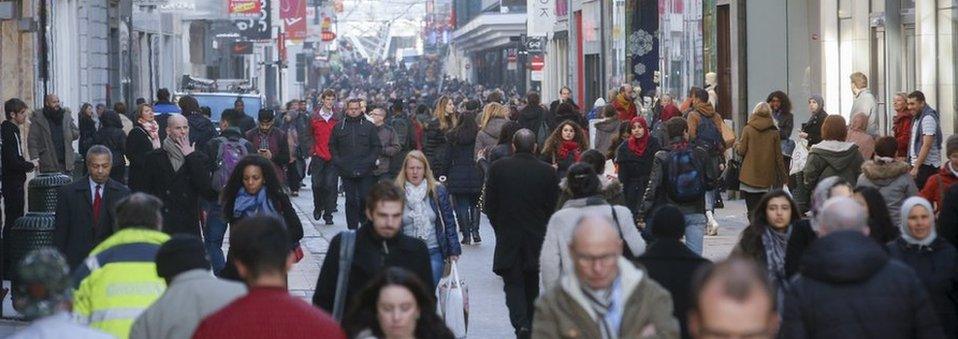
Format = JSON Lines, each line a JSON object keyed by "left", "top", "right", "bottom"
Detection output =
{"left": 130, "top": 269, "right": 246, "bottom": 339}
{"left": 850, "top": 89, "right": 879, "bottom": 136}
{"left": 27, "top": 108, "right": 79, "bottom": 173}
{"left": 856, "top": 160, "right": 919, "bottom": 223}
{"left": 475, "top": 117, "right": 508, "bottom": 159}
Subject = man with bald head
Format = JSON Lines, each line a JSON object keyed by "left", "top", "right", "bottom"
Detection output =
{"left": 781, "top": 197, "right": 945, "bottom": 338}
{"left": 143, "top": 114, "right": 215, "bottom": 236}
{"left": 483, "top": 128, "right": 559, "bottom": 338}
{"left": 28, "top": 94, "right": 79, "bottom": 173}
{"left": 688, "top": 258, "right": 777, "bottom": 339}
{"left": 533, "top": 215, "right": 679, "bottom": 339}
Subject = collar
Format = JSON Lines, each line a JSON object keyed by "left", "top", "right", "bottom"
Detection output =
{"left": 89, "top": 177, "right": 106, "bottom": 193}
{"left": 560, "top": 257, "right": 643, "bottom": 319}
{"left": 171, "top": 269, "right": 215, "bottom": 285}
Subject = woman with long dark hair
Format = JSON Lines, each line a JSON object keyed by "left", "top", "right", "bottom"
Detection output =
{"left": 78, "top": 103, "right": 97, "bottom": 157}
{"left": 92, "top": 111, "right": 127, "bottom": 183}
{"left": 767, "top": 91, "right": 795, "bottom": 170}
{"left": 541, "top": 120, "right": 588, "bottom": 179}
{"left": 734, "top": 190, "right": 815, "bottom": 311}
{"left": 343, "top": 267, "right": 455, "bottom": 339}
{"left": 218, "top": 155, "right": 304, "bottom": 279}
{"left": 444, "top": 108, "right": 483, "bottom": 244}
{"left": 853, "top": 186, "right": 900, "bottom": 244}
{"left": 423, "top": 96, "right": 457, "bottom": 177}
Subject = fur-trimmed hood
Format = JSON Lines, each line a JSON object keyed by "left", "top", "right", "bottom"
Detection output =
{"left": 861, "top": 160, "right": 911, "bottom": 183}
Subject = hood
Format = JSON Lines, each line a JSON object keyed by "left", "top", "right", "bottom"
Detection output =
{"left": 559, "top": 177, "right": 620, "bottom": 207}
{"left": 746, "top": 110, "right": 776, "bottom": 131}
{"left": 593, "top": 98, "right": 607, "bottom": 108}
{"left": 594, "top": 118, "right": 621, "bottom": 133}
{"left": 801, "top": 231, "right": 889, "bottom": 283}
{"left": 220, "top": 127, "right": 244, "bottom": 141}
{"left": 861, "top": 160, "right": 911, "bottom": 182}
{"left": 809, "top": 140, "right": 860, "bottom": 170}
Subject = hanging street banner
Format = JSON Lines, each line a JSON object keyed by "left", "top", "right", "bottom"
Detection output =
{"left": 229, "top": 0, "right": 261, "bottom": 16}
{"left": 234, "top": 0, "right": 271, "bottom": 40}
{"left": 527, "top": 0, "right": 553, "bottom": 37}
{"left": 281, "top": 0, "right": 307, "bottom": 42}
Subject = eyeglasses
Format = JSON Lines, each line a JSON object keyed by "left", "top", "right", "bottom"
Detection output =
{"left": 572, "top": 252, "right": 618, "bottom": 265}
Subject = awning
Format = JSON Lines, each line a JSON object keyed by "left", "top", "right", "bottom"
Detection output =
{"left": 451, "top": 13, "right": 526, "bottom": 53}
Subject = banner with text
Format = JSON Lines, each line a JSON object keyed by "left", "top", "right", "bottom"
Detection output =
{"left": 281, "top": 0, "right": 307, "bottom": 42}
{"left": 527, "top": 0, "right": 553, "bottom": 37}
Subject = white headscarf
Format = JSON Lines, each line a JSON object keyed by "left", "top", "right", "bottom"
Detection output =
{"left": 899, "top": 196, "right": 937, "bottom": 246}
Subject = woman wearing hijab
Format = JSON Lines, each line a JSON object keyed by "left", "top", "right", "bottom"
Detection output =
{"left": 736, "top": 102, "right": 788, "bottom": 218}
{"left": 799, "top": 95, "right": 828, "bottom": 147}
{"left": 888, "top": 196, "right": 958, "bottom": 337}
{"left": 615, "top": 116, "right": 660, "bottom": 219}
{"left": 734, "top": 190, "right": 815, "bottom": 313}
{"left": 847, "top": 112, "right": 875, "bottom": 160}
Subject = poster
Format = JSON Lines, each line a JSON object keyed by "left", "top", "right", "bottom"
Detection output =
{"left": 229, "top": 0, "right": 261, "bottom": 15}
{"left": 281, "top": 0, "right": 307, "bottom": 41}
{"left": 234, "top": 0, "right": 271, "bottom": 40}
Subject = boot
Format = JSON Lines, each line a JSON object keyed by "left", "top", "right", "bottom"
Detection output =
{"left": 472, "top": 229, "right": 482, "bottom": 244}
{"left": 706, "top": 210, "right": 719, "bottom": 236}
{"left": 461, "top": 231, "right": 472, "bottom": 245}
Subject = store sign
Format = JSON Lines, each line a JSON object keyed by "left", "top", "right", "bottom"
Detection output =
{"left": 234, "top": 0, "right": 271, "bottom": 40}
{"left": 281, "top": 0, "right": 307, "bottom": 41}
{"left": 530, "top": 54, "right": 544, "bottom": 71}
{"left": 232, "top": 41, "right": 254, "bottom": 54}
{"left": 527, "top": 0, "right": 553, "bottom": 36}
{"left": 229, "top": 0, "right": 261, "bottom": 15}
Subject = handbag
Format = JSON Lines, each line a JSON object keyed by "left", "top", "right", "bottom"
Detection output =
{"left": 332, "top": 230, "right": 356, "bottom": 321}
{"left": 724, "top": 157, "right": 742, "bottom": 191}
{"left": 436, "top": 262, "right": 469, "bottom": 338}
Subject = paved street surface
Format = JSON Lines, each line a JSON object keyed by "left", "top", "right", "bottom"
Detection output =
{"left": 0, "top": 186, "right": 750, "bottom": 338}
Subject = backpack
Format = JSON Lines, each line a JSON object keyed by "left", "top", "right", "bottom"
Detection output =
{"left": 693, "top": 112, "right": 724, "bottom": 154}
{"left": 666, "top": 146, "right": 706, "bottom": 203}
{"left": 212, "top": 138, "right": 249, "bottom": 191}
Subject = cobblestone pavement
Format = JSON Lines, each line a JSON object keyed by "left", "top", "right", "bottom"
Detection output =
{"left": 0, "top": 188, "right": 750, "bottom": 338}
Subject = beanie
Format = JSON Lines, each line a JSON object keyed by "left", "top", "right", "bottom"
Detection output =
{"left": 947, "top": 134, "right": 958, "bottom": 157}
{"left": 155, "top": 234, "right": 211, "bottom": 281}
{"left": 13, "top": 248, "right": 71, "bottom": 320}
{"left": 650, "top": 204, "right": 686, "bottom": 239}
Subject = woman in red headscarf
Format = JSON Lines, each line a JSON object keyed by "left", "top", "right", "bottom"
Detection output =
{"left": 615, "top": 116, "right": 661, "bottom": 218}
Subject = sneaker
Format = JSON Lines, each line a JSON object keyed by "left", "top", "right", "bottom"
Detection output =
{"left": 706, "top": 218, "right": 719, "bottom": 236}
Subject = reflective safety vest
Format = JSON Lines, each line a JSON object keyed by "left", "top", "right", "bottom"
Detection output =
{"left": 72, "top": 228, "right": 170, "bottom": 339}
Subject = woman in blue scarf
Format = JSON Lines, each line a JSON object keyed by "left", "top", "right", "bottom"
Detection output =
{"left": 218, "top": 155, "right": 304, "bottom": 280}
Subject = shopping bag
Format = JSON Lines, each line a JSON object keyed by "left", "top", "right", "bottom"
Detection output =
{"left": 436, "top": 261, "right": 469, "bottom": 338}
{"left": 790, "top": 138, "right": 809, "bottom": 176}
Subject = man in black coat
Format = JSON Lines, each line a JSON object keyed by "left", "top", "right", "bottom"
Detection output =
{"left": 330, "top": 98, "right": 381, "bottom": 230}
{"left": 635, "top": 205, "right": 711, "bottom": 339}
{"left": 142, "top": 114, "right": 215, "bottom": 237}
{"left": 781, "top": 197, "right": 945, "bottom": 339}
{"left": 52, "top": 145, "right": 131, "bottom": 269}
{"left": 482, "top": 129, "right": 559, "bottom": 339}
{"left": 313, "top": 182, "right": 433, "bottom": 314}
{"left": 2, "top": 99, "right": 35, "bottom": 232}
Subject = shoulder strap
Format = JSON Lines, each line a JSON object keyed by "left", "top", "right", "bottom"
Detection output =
{"left": 332, "top": 230, "right": 356, "bottom": 320}
{"left": 608, "top": 203, "right": 624, "bottom": 241}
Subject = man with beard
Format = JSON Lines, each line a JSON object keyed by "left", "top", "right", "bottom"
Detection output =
{"left": 28, "top": 94, "right": 79, "bottom": 173}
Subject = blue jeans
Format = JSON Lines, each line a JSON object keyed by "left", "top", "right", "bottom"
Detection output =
{"left": 684, "top": 213, "right": 707, "bottom": 255}
{"left": 429, "top": 247, "right": 444, "bottom": 286}
{"left": 453, "top": 193, "right": 480, "bottom": 234}
{"left": 202, "top": 199, "right": 228, "bottom": 273}
{"left": 705, "top": 190, "right": 716, "bottom": 212}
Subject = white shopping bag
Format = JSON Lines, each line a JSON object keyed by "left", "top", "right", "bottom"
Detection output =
{"left": 436, "top": 261, "right": 469, "bottom": 338}
{"left": 790, "top": 138, "right": 809, "bottom": 176}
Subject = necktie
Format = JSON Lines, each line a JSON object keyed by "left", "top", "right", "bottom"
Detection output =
{"left": 93, "top": 185, "right": 102, "bottom": 225}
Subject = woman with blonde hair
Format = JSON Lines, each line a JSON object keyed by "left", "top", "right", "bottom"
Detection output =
{"left": 476, "top": 101, "right": 510, "bottom": 159}
{"left": 423, "top": 96, "right": 457, "bottom": 177}
{"left": 394, "top": 150, "right": 461, "bottom": 285}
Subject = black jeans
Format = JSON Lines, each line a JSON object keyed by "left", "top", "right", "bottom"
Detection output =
{"left": 342, "top": 175, "right": 376, "bottom": 230}
{"left": 501, "top": 265, "right": 538, "bottom": 336}
{"left": 916, "top": 164, "right": 939, "bottom": 190}
{"left": 287, "top": 157, "right": 305, "bottom": 192}
{"left": 453, "top": 193, "right": 480, "bottom": 234}
{"left": 310, "top": 157, "right": 338, "bottom": 219}
{"left": 742, "top": 191, "right": 766, "bottom": 222}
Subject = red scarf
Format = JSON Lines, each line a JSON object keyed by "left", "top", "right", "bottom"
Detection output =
{"left": 628, "top": 116, "right": 651, "bottom": 157}
{"left": 557, "top": 140, "right": 581, "bottom": 161}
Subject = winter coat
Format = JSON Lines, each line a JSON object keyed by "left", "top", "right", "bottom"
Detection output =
{"left": 487, "top": 144, "right": 513, "bottom": 165}
{"left": 552, "top": 111, "right": 587, "bottom": 134}
{"left": 555, "top": 176, "right": 625, "bottom": 209}
{"left": 187, "top": 114, "right": 217, "bottom": 150}
{"left": 246, "top": 127, "right": 290, "bottom": 177}
{"left": 611, "top": 94, "right": 638, "bottom": 121}
{"left": 475, "top": 117, "right": 507, "bottom": 159}
{"left": 422, "top": 118, "right": 450, "bottom": 177}
{"left": 851, "top": 89, "right": 880, "bottom": 135}
{"left": 518, "top": 104, "right": 551, "bottom": 141}
{"left": 277, "top": 110, "right": 313, "bottom": 158}
{"left": 52, "top": 177, "right": 131, "bottom": 270}
{"left": 592, "top": 118, "right": 621, "bottom": 155}
{"left": 735, "top": 109, "right": 787, "bottom": 189}
{"left": 483, "top": 153, "right": 559, "bottom": 273}
{"left": 130, "top": 269, "right": 247, "bottom": 339}
{"left": 857, "top": 160, "right": 919, "bottom": 223}
{"left": 330, "top": 115, "right": 381, "bottom": 178}
{"left": 635, "top": 239, "right": 711, "bottom": 339}
{"left": 803, "top": 140, "right": 865, "bottom": 188}
{"left": 919, "top": 164, "right": 958, "bottom": 211}
{"left": 372, "top": 124, "right": 400, "bottom": 176}
{"left": 549, "top": 99, "right": 578, "bottom": 118}
{"left": 218, "top": 190, "right": 304, "bottom": 281}
{"left": 893, "top": 110, "right": 914, "bottom": 158}
{"left": 773, "top": 111, "right": 796, "bottom": 157}
{"left": 941, "top": 184, "right": 958, "bottom": 249}
{"left": 542, "top": 149, "right": 579, "bottom": 180}
{"left": 1, "top": 121, "right": 35, "bottom": 183}
{"left": 733, "top": 221, "right": 816, "bottom": 279}
{"left": 539, "top": 197, "right": 646, "bottom": 292}
{"left": 801, "top": 111, "right": 828, "bottom": 147}
{"left": 616, "top": 138, "right": 660, "bottom": 214}
{"left": 401, "top": 184, "right": 462, "bottom": 258}
{"left": 887, "top": 237, "right": 958, "bottom": 338}
{"left": 28, "top": 107, "right": 79, "bottom": 173}
{"left": 444, "top": 133, "right": 482, "bottom": 195}
{"left": 92, "top": 112, "right": 127, "bottom": 168}
{"left": 125, "top": 123, "right": 158, "bottom": 192}
{"left": 79, "top": 115, "right": 97, "bottom": 157}
{"left": 314, "top": 224, "right": 434, "bottom": 313}
{"left": 142, "top": 149, "right": 216, "bottom": 236}
{"left": 781, "top": 231, "right": 946, "bottom": 339}
{"left": 532, "top": 258, "right": 680, "bottom": 339}
{"left": 638, "top": 142, "right": 710, "bottom": 220}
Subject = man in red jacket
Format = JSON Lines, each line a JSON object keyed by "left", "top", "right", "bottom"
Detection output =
{"left": 309, "top": 89, "right": 339, "bottom": 224}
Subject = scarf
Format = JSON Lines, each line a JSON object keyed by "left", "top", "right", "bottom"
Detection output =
{"left": 627, "top": 117, "right": 650, "bottom": 157}
{"left": 580, "top": 279, "right": 619, "bottom": 339}
{"left": 761, "top": 225, "right": 791, "bottom": 282}
{"left": 139, "top": 119, "right": 161, "bottom": 149}
{"left": 900, "top": 196, "right": 937, "bottom": 247}
{"left": 162, "top": 137, "right": 186, "bottom": 172}
{"left": 693, "top": 102, "right": 716, "bottom": 117}
{"left": 233, "top": 188, "right": 276, "bottom": 219}
{"left": 404, "top": 181, "right": 433, "bottom": 241}
{"left": 614, "top": 93, "right": 633, "bottom": 110}
{"left": 557, "top": 140, "right": 582, "bottom": 162}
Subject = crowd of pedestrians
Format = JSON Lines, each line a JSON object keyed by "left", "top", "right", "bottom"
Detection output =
{"left": 0, "top": 61, "right": 955, "bottom": 339}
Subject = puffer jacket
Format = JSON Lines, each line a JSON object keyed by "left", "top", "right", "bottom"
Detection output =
{"left": 616, "top": 137, "right": 660, "bottom": 215}
{"left": 330, "top": 115, "right": 381, "bottom": 178}
{"left": 857, "top": 159, "right": 919, "bottom": 223}
{"left": 735, "top": 109, "right": 786, "bottom": 188}
{"left": 803, "top": 140, "right": 865, "bottom": 188}
{"left": 422, "top": 118, "right": 450, "bottom": 177}
{"left": 592, "top": 118, "right": 621, "bottom": 155}
{"left": 887, "top": 237, "right": 958, "bottom": 338}
{"left": 781, "top": 231, "right": 946, "bottom": 339}
{"left": 532, "top": 258, "right": 679, "bottom": 339}
{"left": 444, "top": 130, "right": 482, "bottom": 195}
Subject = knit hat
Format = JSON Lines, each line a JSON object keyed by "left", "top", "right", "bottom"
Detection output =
{"left": 650, "top": 205, "right": 686, "bottom": 239}
{"left": 155, "top": 234, "right": 211, "bottom": 281}
{"left": 947, "top": 134, "right": 958, "bottom": 156}
{"left": 13, "top": 248, "right": 72, "bottom": 320}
